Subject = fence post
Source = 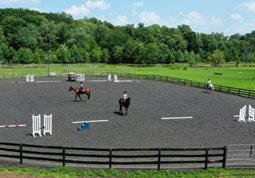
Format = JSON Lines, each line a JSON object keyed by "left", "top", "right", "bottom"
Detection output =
{"left": 223, "top": 146, "right": 227, "bottom": 169}
{"left": 19, "top": 144, "right": 23, "bottom": 164}
{"left": 204, "top": 148, "right": 208, "bottom": 170}
{"left": 157, "top": 148, "right": 161, "bottom": 170}
{"left": 62, "top": 147, "right": 66, "bottom": 167}
{"left": 109, "top": 149, "right": 112, "bottom": 168}
{"left": 250, "top": 145, "right": 253, "bottom": 158}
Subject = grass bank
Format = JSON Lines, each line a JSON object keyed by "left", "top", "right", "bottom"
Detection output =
{"left": 1, "top": 166, "right": 255, "bottom": 178}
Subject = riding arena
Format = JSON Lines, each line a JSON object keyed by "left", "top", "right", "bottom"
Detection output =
{"left": 0, "top": 74, "right": 254, "bottom": 148}
{"left": 0, "top": 74, "right": 254, "bottom": 169}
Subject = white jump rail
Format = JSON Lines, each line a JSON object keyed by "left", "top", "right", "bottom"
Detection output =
{"left": 161, "top": 116, "right": 193, "bottom": 120}
{"left": 35, "top": 80, "right": 62, "bottom": 83}
{"left": 72, "top": 120, "right": 109, "bottom": 124}
{"left": 0, "top": 124, "right": 26, "bottom": 128}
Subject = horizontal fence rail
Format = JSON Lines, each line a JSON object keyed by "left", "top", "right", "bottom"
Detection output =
{"left": 0, "top": 142, "right": 227, "bottom": 170}
{"left": 227, "top": 144, "right": 255, "bottom": 168}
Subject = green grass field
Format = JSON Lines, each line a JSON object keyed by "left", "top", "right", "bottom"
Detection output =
{"left": 1, "top": 166, "right": 255, "bottom": 178}
{"left": 0, "top": 63, "right": 254, "bottom": 90}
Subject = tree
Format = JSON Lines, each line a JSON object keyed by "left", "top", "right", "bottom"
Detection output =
{"left": 56, "top": 44, "right": 70, "bottom": 63}
{"left": 110, "top": 46, "right": 123, "bottom": 64}
{"left": 11, "top": 25, "right": 39, "bottom": 50}
{"left": 158, "top": 43, "right": 171, "bottom": 64}
{"left": 0, "top": 26, "right": 6, "bottom": 43}
{"left": 14, "top": 48, "right": 34, "bottom": 64}
{"left": 94, "top": 25, "right": 111, "bottom": 48}
{"left": 34, "top": 48, "right": 45, "bottom": 63}
{"left": 144, "top": 43, "right": 161, "bottom": 64}
{"left": 90, "top": 47, "right": 102, "bottom": 63}
{"left": 208, "top": 49, "right": 225, "bottom": 67}
{"left": 2, "top": 46, "right": 16, "bottom": 63}
{"left": 188, "top": 51, "right": 196, "bottom": 67}
{"left": 101, "top": 48, "right": 110, "bottom": 63}
{"left": 1, "top": 16, "right": 26, "bottom": 37}
{"left": 66, "top": 26, "right": 91, "bottom": 50}
{"left": 38, "top": 20, "right": 57, "bottom": 50}
{"left": 69, "top": 46, "right": 84, "bottom": 63}
{"left": 178, "top": 24, "right": 202, "bottom": 53}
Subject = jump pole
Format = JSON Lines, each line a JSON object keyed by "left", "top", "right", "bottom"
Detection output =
{"left": 233, "top": 115, "right": 248, "bottom": 117}
{"left": 0, "top": 124, "right": 27, "bottom": 128}
{"left": 161, "top": 116, "right": 193, "bottom": 120}
{"left": 72, "top": 120, "right": 108, "bottom": 124}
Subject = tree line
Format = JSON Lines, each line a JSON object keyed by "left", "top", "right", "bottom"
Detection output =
{"left": 0, "top": 8, "right": 255, "bottom": 66}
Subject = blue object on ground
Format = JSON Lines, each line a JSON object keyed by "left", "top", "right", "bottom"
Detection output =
{"left": 78, "top": 122, "right": 90, "bottom": 131}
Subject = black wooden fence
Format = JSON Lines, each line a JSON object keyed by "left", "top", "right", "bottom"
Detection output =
{"left": 117, "top": 74, "right": 255, "bottom": 99}
{"left": 0, "top": 142, "right": 226, "bottom": 170}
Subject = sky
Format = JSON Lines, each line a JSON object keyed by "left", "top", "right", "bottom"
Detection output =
{"left": 1, "top": 0, "right": 255, "bottom": 36}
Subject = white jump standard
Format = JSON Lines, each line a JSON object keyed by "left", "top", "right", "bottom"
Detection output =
{"left": 32, "top": 114, "right": 42, "bottom": 137}
{"left": 161, "top": 116, "right": 193, "bottom": 120}
{"left": 32, "top": 114, "right": 53, "bottom": 137}
{"left": 76, "top": 74, "right": 85, "bottom": 82}
{"left": 26, "top": 74, "right": 34, "bottom": 82}
{"left": 248, "top": 105, "right": 255, "bottom": 122}
{"left": 233, "top": 105, "right": 255, "bottom": 122}
{"left": 108, "top": 74, "right": 112, "bottom": 81}
{"left": 43, "top": 114, "right": 52, "bottom": 135}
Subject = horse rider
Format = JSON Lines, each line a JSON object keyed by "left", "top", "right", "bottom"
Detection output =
{"left": 123, "top": 91, "right": 128, "bottom": 101}
{"left": 79, "top": 82, "right": 84, "bottom": 92}
{"left": 207, "top": 78, "right": 212, "bottom": 89}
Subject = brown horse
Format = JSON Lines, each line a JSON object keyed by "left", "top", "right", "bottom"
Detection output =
{"left": 69, "top": 86, "right": 91, "bottom": 101}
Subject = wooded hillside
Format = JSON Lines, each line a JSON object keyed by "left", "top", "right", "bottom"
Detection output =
{"left": 0, "top": 8, "right": 254, "bottom": 65}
